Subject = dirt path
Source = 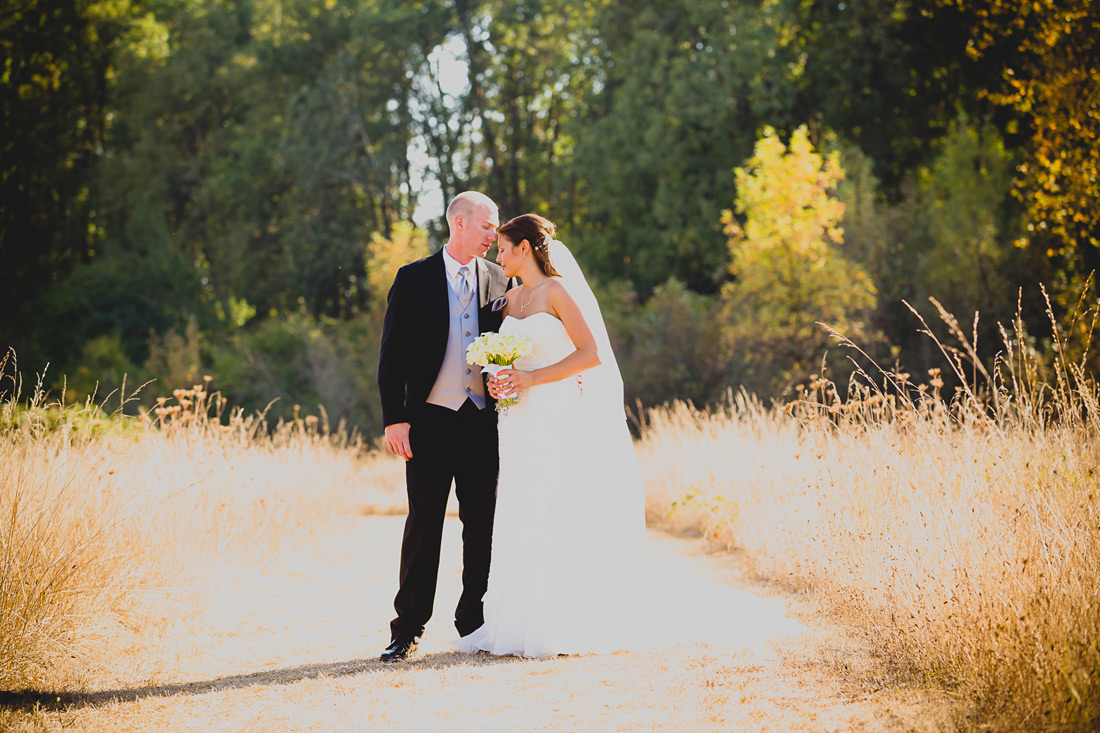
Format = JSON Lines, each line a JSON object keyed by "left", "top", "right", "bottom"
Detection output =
{"left": 4, "top": 515, "right": 953, "bottom": 731}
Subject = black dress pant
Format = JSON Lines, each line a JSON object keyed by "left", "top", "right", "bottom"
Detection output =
{"left": 390, "top": 400, "right": 499, "bottom": 640}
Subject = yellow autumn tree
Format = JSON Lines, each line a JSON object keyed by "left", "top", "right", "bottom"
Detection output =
{"left": 938, "top": 0, "right": 1099, "bottom": 254}
{"left": 365, "top": 222, "right": 431, "bottom": 312}
{"left": 721, "top": 125, "right": 879, "bottom": 395}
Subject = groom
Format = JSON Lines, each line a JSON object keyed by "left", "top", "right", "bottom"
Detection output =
{"left": 377, "top": 191, "right": 512, "bottom": 662}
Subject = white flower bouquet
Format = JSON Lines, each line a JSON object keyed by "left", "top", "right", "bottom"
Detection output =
{"left": 466, "top": 332, "right": 534, "bottom": 411}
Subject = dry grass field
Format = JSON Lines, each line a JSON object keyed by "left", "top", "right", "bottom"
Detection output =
{"left": 0, "top": 371, "right": 403, "bottom": 692}
{"left": 638, "top": 302, "right": 1100, "bottom": 730}
{"left": 0, "top": 298, "right": 1098, "bottom": 731}
{"left": 0, "top": 372, "right": 924, "bottom": 732}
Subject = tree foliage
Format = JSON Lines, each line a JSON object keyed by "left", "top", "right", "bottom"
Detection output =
{"left": 1, "top": 0, "right": 1095, "bottom": 432}
{"left": 0, "top": 0, "right": 148, "bottom": 349}
{"left": 721, "top": 126, "right": 878, "bottom": 394}
{"left": 939, "top": 0, "right": 1100, "bottom": 261}
{"left": 366, "top": 221, "right": 430, "bottom": 313}
{"left": 568, "top": 0, "right": 803, "bottom": 294}
{"left": 793, "top": 0, "right": 989, "bottom": 193}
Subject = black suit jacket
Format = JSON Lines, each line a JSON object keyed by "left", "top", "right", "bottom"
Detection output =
{"left": 378, "top": 250, "right": 513, "bottom": 428}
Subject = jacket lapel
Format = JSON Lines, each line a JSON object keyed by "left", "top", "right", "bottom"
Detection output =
{"left": 476, "top": 257, "right": 491, "bottom": 308}
{"left": 429, "top": 249, "right": 449, "bottom": 338}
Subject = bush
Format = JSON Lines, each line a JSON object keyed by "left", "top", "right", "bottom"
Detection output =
{"left": 207, "top": 312, "right": 383, "bottom": 435}
{"left": 615, "top": 278, "right": 726, "bottom": 408}
{"left": 63, "top": 333, "right": 144, "bottom": 407}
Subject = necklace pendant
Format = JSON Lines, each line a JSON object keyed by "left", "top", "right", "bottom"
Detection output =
{"left": 519, "top": 277, "right": 543, "bottom": 312}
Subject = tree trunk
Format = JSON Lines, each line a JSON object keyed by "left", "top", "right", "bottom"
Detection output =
{"left": 455, "top": 0, "right": 509, "bottom": 211}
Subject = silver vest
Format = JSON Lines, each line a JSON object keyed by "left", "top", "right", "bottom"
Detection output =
{"left": 426, "top": 273, "right": 486, "bottom": 410}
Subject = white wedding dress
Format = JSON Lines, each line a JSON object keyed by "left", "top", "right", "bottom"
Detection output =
{"left": 452, "top": 312, "right": 651, "bottom": 657}
{"left": 453, "top": 242, "right": 806, "bottom": 658}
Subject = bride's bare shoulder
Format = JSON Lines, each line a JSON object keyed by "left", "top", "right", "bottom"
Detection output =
{"left": 545, "top": 278, "right": 575, "bottom": 304}
{"left": 545, "top": 278, "right": 569, "bottom": 296}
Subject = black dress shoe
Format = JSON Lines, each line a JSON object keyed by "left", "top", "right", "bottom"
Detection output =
{"left": 380, "top": 637, "right": 419, "bottom": 662}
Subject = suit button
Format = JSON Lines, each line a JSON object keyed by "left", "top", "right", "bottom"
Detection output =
{"left": 466, "top": 368, "right": 472, "bottom": 374}
{"left": 465, "top": 387, "right": 472, "bottom": 393}
{"left": 463, "top": 313, "right": 470, "bottom": 319}
{"left": 465, "top": 331, "right": 471, "bottom": 337}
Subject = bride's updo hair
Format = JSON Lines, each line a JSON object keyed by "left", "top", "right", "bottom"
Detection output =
{"left": 498, "top": 213, "right": 560, "bottom": 277}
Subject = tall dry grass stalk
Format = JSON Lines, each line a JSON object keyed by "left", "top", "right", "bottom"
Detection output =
{"left": 0, "top": 352, "right": 405, "bottom": 690}
{"left": 637, "top": 295, "right": 1100, "bottom": 729}
{"left": 0, "top": 358, "right": 135, "bottom": 689}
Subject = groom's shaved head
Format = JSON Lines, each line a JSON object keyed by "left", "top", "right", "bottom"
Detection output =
{"left": 446, "top": 191, "right": 497, "bottom": 227}
{"left": 444, "top": 191, "right": 499, "bottom": 262}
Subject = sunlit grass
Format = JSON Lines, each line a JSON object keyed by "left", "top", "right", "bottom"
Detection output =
{"left": 0, "top": 352, "right": 405, "bottom": 691}
{"left": 3, "top": 291, "right": 1099, "bottom": 729}
{"left": 637, "top": 294, "right": 1100, "bottom": 729}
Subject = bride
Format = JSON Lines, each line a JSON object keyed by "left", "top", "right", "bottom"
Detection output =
{"left": 452, "top": 213, "right": 651, "bottom": 658}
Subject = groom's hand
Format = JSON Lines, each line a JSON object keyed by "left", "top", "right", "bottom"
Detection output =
{"left": 385, "top": 422, "right": 413, "bottom": 460}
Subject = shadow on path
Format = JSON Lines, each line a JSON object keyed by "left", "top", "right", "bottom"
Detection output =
{"left": 0, "top": 651, "right": 525, "bottom": 712}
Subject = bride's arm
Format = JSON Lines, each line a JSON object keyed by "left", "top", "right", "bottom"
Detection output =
{"left": 498, "top": 282, "right": 600, "bottom": 390}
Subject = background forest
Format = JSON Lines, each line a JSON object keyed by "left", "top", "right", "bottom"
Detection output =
{"left": 3, "top": 0, "right": 1098, "bottom": 436}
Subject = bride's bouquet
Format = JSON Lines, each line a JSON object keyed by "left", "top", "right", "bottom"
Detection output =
{"left": 466, "top": 332, "right": 533, "bottom": 412}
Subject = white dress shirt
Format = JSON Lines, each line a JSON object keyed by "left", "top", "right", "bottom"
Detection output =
{"left": 441, "top": 246, "right": 476, "bottom": 301}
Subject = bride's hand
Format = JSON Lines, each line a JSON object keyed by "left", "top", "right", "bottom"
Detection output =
{"left": 495, "top": 368, "right": 536, "bottom": 395}
{"left": 486, "top": 375, "right": 509, "bottom": 400}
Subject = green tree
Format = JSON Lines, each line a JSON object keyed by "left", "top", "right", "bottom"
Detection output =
{"left": 97, "top": 0, "right": 436, "bottom": 320}
{"left": 567, "top": 0, "right": 803, "bottom": 294}
{"left": 0, "top": 0, "right": 149, "bottom": 356}
{"left": 274, "top": 1, "right": 445, "bottom": 315}
{"left": 793, "top": 0, "right": 989, "bottom": 194}
{"left": 426, "top": 0, "right": 606, "bottom": 222}
{"left": 835, "top": 117, "right": 1047, "bottom": 379}
{"left": 911, "top": 115, "right": 1019, "bottom": 319}
{"left": 29, "top": 234, "right": 206, "bottom": 377}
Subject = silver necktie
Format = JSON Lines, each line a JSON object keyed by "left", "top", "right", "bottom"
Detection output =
{"left": 459, "top": 265, "right": 473, "bottom": 307}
